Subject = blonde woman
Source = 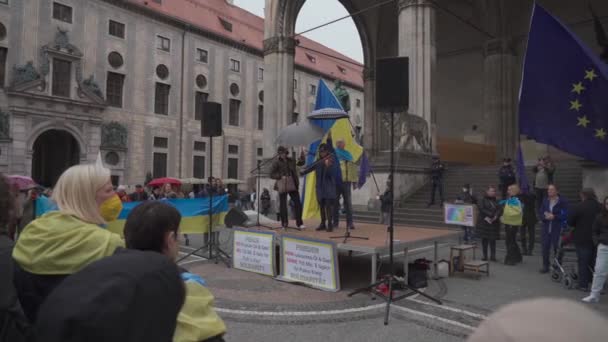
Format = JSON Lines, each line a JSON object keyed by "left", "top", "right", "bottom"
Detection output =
{"left": 12, "top": 164, "right": 124, "bottom": 322}
{"left": 501, "top": 184, "right": 523, "bottom": 265}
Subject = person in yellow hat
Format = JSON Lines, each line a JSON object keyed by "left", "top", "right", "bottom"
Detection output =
{"left": 123, "top": 201, "right": 226, "bottom": 342}
{"left": 12, "top": 163, "right": 124, "bottom": 322}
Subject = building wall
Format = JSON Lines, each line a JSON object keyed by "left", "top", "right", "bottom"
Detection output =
{"left": 0, "top": 0, "right": 364, "bottom": 186}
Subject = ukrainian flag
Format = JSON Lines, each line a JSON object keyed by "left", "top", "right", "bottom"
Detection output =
{"left": 35, "top": 195, "right": 229, "bottom": 236}
{"left": 301, "top": 80, "right": 363, "bottom": 219}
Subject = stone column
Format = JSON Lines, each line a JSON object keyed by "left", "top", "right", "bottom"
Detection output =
{"left": 483, "top": 38, "right": 516, "bottom": 158}
{"left": 263, "top": 36, "right": 296, "bottom": 158}
{"left": 398, "top": 0, "right": 436, "bottom": 143}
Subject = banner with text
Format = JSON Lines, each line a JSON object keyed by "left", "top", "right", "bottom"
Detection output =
{"left": 232, "top": 229, "right": 275, "bottom": 276}
{"left": 278, "top": 235, "right": 340, "bottom": 292}
{"left": 444, "top": 203, "right": 477, "bottom": 227}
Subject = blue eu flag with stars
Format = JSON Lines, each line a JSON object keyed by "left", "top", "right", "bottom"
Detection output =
{"left": 519, "top": 4, "right": 608, "bottom": 165}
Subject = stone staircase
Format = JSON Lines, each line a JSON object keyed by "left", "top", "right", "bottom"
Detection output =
{"left": 352, "top": 161, "right": 584, "bottom": 228}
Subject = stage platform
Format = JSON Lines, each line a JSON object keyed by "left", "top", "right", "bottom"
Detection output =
{"left": 246, "top": 220, "right": 461, "bottom": 285}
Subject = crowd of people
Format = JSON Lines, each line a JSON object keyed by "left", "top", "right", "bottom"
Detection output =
{"left": 0, "top": 163, "right": 226, "bottom": 341}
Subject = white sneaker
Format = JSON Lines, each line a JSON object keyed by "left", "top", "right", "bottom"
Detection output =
{"left": 582, "top": 295, "right": 600, "bottom": 303}
{"left": 297, "top": 225, "right": 306, "bottom": 230}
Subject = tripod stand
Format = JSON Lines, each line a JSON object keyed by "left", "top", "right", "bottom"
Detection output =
{"left": 178, "top": 136, "right": 231, "bottom": 267}
{"left": 347, "top": 109, "right": 442, "bottom": 325}
{"left": 249, "top": 158, "right": 276, "bottom": 230}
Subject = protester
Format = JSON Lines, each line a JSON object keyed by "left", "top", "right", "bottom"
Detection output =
{"left": 7, "top": 184, "right": 22, "bottom": 240}
{"left": 379, "top": 186, "right": 392, "bottom": 225}
{"left": 582, "top": 197, "right": 608, "bottom": 303}
{"left": 150, "top": 187, "right": 162, "bottom": 200}
{"left": 501, "top": 184, "right": 523, "bottom": 265}
{"left": 467, "top": 298, "right": 608, "bottom": 342}
{"left": 427, "top": 155, "right": 445, "bottom": 207}
{"left": 116, "top": 185, "right": 131, "bottom": 202}
{"left": 12, "top": 164, "right": 124, "bottom": 322}
{"left": 162, "top": 183, "right": 178, "bottom": 199}
{"left": 544, "top": 155, "right": 556, "bottom": 184}
{"left": 333, "top": 138, "right": 358, "bottom": 230}
{"left": 477, "top": 186, "right": 500, "bottom": 261}
{"left": 18, "top": 188, "right": 39, "bottom": 236}
{"left": 270, "top": 146, "right": 305, "bottom": 229}
{"left": 533, "top": 158, "right": 550, "bottom": 210}
{"left": 301, "top": 142, "right": 339, "bottom": 232}
{"left": 123, "top": 201, "right": 226, "bottom": 342}
{"left": 567, "top": 189, "right": 601, "bottom": 291}
{"left": 35, "top": 249, "right": 186, "bottom": 342}
{"left": 498, "top": 158, "right": 516, "bottom": 199}
{"left": 260, "top": 188, "right": 271, "bottom": 216}
{"left": 518, "top": 186, "right": 537, "bottom": 256}
{"left": 455, "top": 184, "right": 477, "bottom": 243}
{"left": 129, "top": 184, "right": 149, "bottom": 202}
{"left": 539, "top": 184, "right": 568, "bottom": 273}
{"left": 0, "top": 174, "right": 30, "bottom": 341}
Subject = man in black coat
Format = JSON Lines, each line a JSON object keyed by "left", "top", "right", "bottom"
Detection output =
{"left": 567, "top": 188, "right": 602, "bottom": 291}
{"left": 498, "top": 158, "right": 516, "bottom": 199}
{"left": 427, "top": 156, "right": 445, "bottom": 207}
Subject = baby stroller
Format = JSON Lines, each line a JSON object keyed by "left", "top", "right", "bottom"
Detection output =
{"left": 550, "top": 229, "right": 578, "bottom": 289}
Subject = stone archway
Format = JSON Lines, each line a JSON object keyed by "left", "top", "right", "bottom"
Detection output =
{"left": 31, "top": 129, "right": 80, "bottom": 187}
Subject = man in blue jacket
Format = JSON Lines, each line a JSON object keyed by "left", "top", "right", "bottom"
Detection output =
{"left": 539, "top": 184, "right": 568, "bottom": 273}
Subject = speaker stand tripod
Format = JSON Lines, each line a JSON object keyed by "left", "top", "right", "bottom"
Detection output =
{"left": 347, "top": 108, "right": 442, "bottom": 325}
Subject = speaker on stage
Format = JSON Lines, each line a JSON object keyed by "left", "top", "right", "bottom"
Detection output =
{"left": 201, "top": 102, "right": 223, "bottom": 137}
{"left": 376, "top": 57, "right": 409, "bottom": 112}
{"left": 224, "top": 207, "right": 249, "bottom": 228}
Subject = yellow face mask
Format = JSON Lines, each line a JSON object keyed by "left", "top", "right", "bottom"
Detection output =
{"left": 99, "top": 194, "right": 123, "bottom": 222}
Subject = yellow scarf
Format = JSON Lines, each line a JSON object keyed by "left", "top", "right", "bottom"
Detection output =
{"left": 13, "top": 211, "right": 124, "bottom": 275}
{"left": 174, "top": 281, "right": 226, "bottom": 342}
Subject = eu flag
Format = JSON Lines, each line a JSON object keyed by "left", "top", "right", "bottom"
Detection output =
{"left": 519, "top": 4, "right": 608, "bottom": 165}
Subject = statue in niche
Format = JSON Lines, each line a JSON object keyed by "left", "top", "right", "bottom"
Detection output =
{"left": 382, "top": 112, "right": 430, "bottom": 153}
{"left": 333, "top": 80, "right": 351, "bottom": 112}
{"left": 101, "top": 122, "right": 127, "bottom": 150}
{"left": 0, "top": 111, "right": 9, "bottom": 140}
{"left": 82, "top": 75, "right": 104, "bottom": 99}
{"left": 12, "top": 61, "right": 40, "bottom": 86}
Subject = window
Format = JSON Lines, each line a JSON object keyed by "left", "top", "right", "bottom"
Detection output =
{"left": 230, "top": 83, "right": 240, "bottom": 96}
{"left": 105, "top": 152, "right": 120, "bottom": 166}
{"left": 193, "top": 141, "right": 206, "bottom": 151}
{"left": 154, "top": 83, "right": 170, "bottom": 115}
{"left": 108, "top": 52, "right": 124, "bottom": 68}
{"left": 294, "top": 79, "right": 298, "bottom": 90}
{"left": 193, "top": 156, "right": 205, "bottom": 179}
{"left": 106, "top": 72, "right": 125, "bottom": 107}
{"left": 194, "top": 91, "right": 209, "bottom": 120}
{"left": 0, "top": 48, "right": 6, "bottom": 88}
{"left": 258, "top": 68, "right": 264, "bottom": 81}
{"left": 229, "top": 59, "right": 240, "bottom": 72}
{"left": 196, "top": 48, "right": 208, "bottom": 63}
{"left": 257, "top": 105, "right": 264, "bottom": 130}
{"left": 257, "top": 148, "right": 263, "bottom": 157}
{"left": 219, "top": 17, "right": 233, "bottom": 32}
{"left": 309, "top": 84, "right": 316, "bottom": 96}
{"left": 228, "top": 145, "right": 238, "bottom": 154}
{"left": 228, "top": 99, "right": 240, "bottom": 126}
{"left": 156, "top": 64, "right": 169, "bottom": 79}
{"left": 53, "top": 2, "right": 72, "bottom": 23}
{"left": 258, "top": 91, "right": 264, "bottom": 103}
{"left": 109, "top": 20, "right": 125, "bottom": 39}
{"left": 153, "top": 137, "right": 168, "bottom": 148}
{"left": 292, "top": 112, "right": 299, "bottom": 124}
{"left": 0, "top": 23, "right": 6, "bottom": 40}
{"left": 356, "top": 99, "right": 361, "bottom": 108}
{"left": 110, "top": 175, "right": 120, "bottom": 187}
{"left": 157, "top": 35, "right": 170, "bottom": 52}
{"left": 227, "top": 158, "right": 238, "bottom": 179}
{"left": 52, "top": 58, "right": 71, "bottom": 97}
{"left": 153, "top": 152, "right": 167, "bottom": 178}
{"left": 195, "top": 74, "right": 207, "bottom": 89}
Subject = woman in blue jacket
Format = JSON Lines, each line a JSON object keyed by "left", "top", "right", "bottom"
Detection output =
{"left": 539, "top": 184, "right": 568, "bottom": 273}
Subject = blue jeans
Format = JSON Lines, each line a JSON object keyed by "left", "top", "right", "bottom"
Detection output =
{"left": 576, "top": 246, "right": 595, "bottom": 288}
{"left": 333, "top": 182, "right": 353, "bottom": 227}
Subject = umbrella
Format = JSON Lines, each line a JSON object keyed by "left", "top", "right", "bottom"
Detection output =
{"left": 275, "top": 119, "right": 325, "bottom": 147}
{"left": 147, "top": 177, "right": 182, "bottom": 187}
{"left": 223, "top": 178, "right": 244, "bottom": 185}
{"left": 6, "top": 175, "right": 36, "bottom": 190}
{"left": 180, "top": 178, "right": 207, "bottom": 185}
{"left": 307, "top": 108, "right": 349, "bottom": 120}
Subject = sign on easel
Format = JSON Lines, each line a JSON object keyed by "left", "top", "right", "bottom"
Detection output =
{"left": 444, "top": 203, "right": 477, "bottom": 227}
{"left": 232, "top": 229, "right": 275, "bottom": 276}
{"left": 278, "top": 235, "right": 340, "bottom": 292}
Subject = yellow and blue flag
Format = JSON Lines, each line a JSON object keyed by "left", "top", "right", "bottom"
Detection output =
{"left": 301, "top": 80, "right": 364, "bottom": 219}
{"left": 519, "top": 4, "right": 608, "bottom": 165}
{"left": 35, "top": 195, "right": 229, "bottom": 236}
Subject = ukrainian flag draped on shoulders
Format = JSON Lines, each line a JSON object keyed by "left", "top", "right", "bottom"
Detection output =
{"left": 519, "top": 4, "right": 608, "bottom": 165}
{"left": 301, "top": 80, "right": 365, "bottom": 219}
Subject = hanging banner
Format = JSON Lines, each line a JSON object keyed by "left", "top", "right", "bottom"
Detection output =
{"left": 278, "top": 235, "right": 340, "bottom": 292}
{"left": 444, "top": 203, "right": 477, "bottom": 227}
{"left": 232, "top": 229, "right": 275, "bottom": 276}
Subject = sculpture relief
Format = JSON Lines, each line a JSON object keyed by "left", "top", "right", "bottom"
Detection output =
{"left": 382, "top": 112, "right": 430, "bottom": 153}
{"left": 101, "top": 122, "right": 128, "bottom": 150}
{"left": 333, "top": 80, "right": 351, "bottom": 112}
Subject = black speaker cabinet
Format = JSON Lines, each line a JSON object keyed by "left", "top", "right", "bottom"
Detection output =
{"left": 201, "top": 102, "right": 223, "bottom": 137}
{"left": 376, "top": 57, "right": 409, "bottom": 112}
{"left": 224, "top": 207, "right": 249, "bottom": 228}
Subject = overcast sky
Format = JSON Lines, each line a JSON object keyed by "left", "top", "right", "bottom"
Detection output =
{"left": 233, "top": 0, "right": 364, "bottom": 63}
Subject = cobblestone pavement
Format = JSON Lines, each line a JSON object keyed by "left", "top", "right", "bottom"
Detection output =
{"left": 178, "top": 232, "right": 608, "bottom": 342}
